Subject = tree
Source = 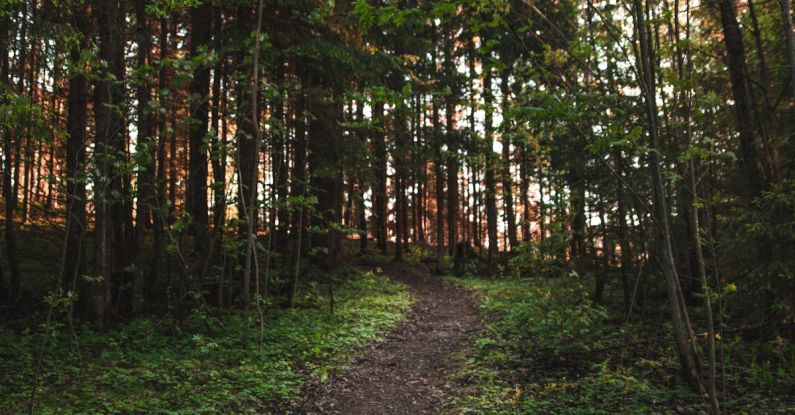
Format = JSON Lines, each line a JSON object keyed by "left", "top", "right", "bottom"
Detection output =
{"left": 63, "top": 1, "right": 91, "bottom": 309}
{"left": 633, "top": 0, "right": 704, "bottom": 392}
{"left": 484, "top": 63, "right": 498, "bottom": 273}
{"left": 713, "top": 0, "right": 769, "bottom": 195}
{"left": 91, "top": 0, "right": 128, "bottom": 324}
{"left": 187, "top": 0, "right": 212, "bottom": 254}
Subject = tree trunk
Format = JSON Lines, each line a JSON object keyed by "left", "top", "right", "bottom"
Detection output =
{"left": 92, "top": 0, "right": 127, "bottom": 325}
{"left": 356, "top": 99, "right": 368, "bottom": 253}
{"left": 519, "top": 143, "right": 531, "bottom": 242}
{"left": 634, "top": 0, "right": 705, "bottom": 392}
{"left": 614, "top": 149, "right": 632, "bottom": 312}
{"left": 131, "top": 0, "right": 154, "bottom": 313}
{"left": 714, "top": 0, "right": 767, "bottom": 195}
{"left": 689, "top": 158, "right": 722, "bottom": 414}
{"left": 307, "top": 81, "right": 343, "bottom": 270}
{"left": 484, "top": 68, "right": 498, "bottom": 273}
{"left": 151, "top": 17, "right": 170, "bottom": 300}
{"left": 188, "top": 0, "right": 211, "bottom": 255}
{"left": 63, "top": 4, "right": 91, "bottom": 310}
{"left": 500, "top": 72, "right": 518, "bottom": 251}
{"left": 271, "top": 65, "right": 290, "bottom": 248}
{"left": 780, "top": 0, "right": 795, "bottom": 101}
{"left": 445, "top": 29, "right": 459, "bottom": 253}
{"left": 2, "top": 7, "right": 20, "bottom": 300}
{"left": 373, "top": 102, "right": 388, "bottom": 253}
{"left": 432, "top": 93, "right": 446, "bottom": 273}
{"left": 208, "top": 7, "right": 227, "bottom": 306}
{"left": 288, "top": 88, "right": 308, "bottom": 306}
{"left": 394, "top": 102, "right": 408, "bottom": 262}
{"left": 3, "top": 136, "right": 20, "bottom": 302}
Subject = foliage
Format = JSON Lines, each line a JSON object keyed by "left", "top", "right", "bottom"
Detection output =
{"left": 721, "top": 180, "right": 795, "bottom": 329}
{"left": 447, "top": 276, "right": 795, "bottom": 414}
{"left": 406, "top": 244, "right": 434, "bottom": 264}
{"left": 0, "top": 271, "right": 411, "bottom": 414}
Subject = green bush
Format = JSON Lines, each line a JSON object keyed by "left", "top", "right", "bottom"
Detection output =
{"left": 723, "top": 179, "right": 795, "bottom": 331}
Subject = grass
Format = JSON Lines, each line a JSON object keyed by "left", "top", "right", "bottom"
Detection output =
{"left": 446, "top": 275, "right": 795, "bottom": 415}
{"left": 0, "top": 269, "right": 412, "bottom": 414}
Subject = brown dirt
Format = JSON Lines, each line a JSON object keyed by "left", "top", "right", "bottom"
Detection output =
{"left": 298, "top": 261, "right": 480, "bottom": 415}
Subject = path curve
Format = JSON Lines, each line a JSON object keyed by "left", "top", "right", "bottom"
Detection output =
{"left": 300, "top": 262, "right": 479, "bottom": 414}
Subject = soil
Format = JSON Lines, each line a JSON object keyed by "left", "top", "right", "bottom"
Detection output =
{"left": 299, "top": 261, "right": 480, "bottom": 415}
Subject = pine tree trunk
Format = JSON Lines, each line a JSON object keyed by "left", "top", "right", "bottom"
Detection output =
{"left": 445, "top": 29, "right": 458, "bottom": 253}
{"left": 188, "top": 0, "right": 211, "bottom": 255}
{"left": 356, "top": 99, "right": 368, "bottom": 253}
{"left": 780, "top": 0, "right": 795, "bottom": 101}
{"left": 288, "top": 88, "right": 308, "bottom": 307}
{"left": 373, "top": 102, "right": 388, "bottom": 253}
{"left": 131, "top": 0, "right": 154, "bottom": 313}
{"left": 634, "top": 0, "right": 705, "bottom": 392}
{"left": 92, "top": 0, "right": 127, "bottom": 325}
{"left": 500, "top": 72, "right": 518, "bottom": 251}
{"left": 519, "top": 143, "right": 531, "bottom": 242}
{"left": 307, "top": 81, "right": 343, "bottom": 270}
{"left": 151, "top": 17, "right": 170, "bottom": 299}
{"left": 432, "top": 95, "right": 446, "bottom": 273}
{"left": 714, "top": 0, "right": 767, "bottom": 195}
{"left": 484, "top": 68, "right": 498, "bottom": 273}
{"left": 63, "top": 4, "right": 91, "bottom": 309}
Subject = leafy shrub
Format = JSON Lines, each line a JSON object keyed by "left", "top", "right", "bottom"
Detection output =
{"left": 722, "top": 179, "right": 795, "bottom": 332}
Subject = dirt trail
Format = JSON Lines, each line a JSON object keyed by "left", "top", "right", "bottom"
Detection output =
{"left": 299, "top": 262, "right": 480, "bottom": 415}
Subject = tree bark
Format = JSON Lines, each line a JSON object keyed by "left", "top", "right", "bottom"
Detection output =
{"left": 288, "top": 88, "right": 308, "bottom": 307}
{"left": 714, "top": 0, "right": 768, "bottom": 195}
{"left": 634, "top": 0, "right": 705, "bottom": 392}
{"left": 780, "top": 0, "right": 795, "bottom": 101}
{"left": 131, "top": 0, "right": 154, "bottom": 314}
{"left": 356, "top": 99, "right": 368, "bottom": 253}
{"left": 307, "top": 80, "right": 343, "bottom": 270}
{"left": 151, "top": 17, "right": 171, "bottom": 300}
{"left": 432, "top": 93, "right": 446, "bottom": 273}
{"left": 373, "top": 102, "right": 388, "bottom": 253}
{"left": 500, "top": 72, "right": 518, "bottom": 251}
{"left": 394, "top": 102, "right": 409, "bottom": 262}
{"left": 188, "top": 0, "right": 211, "bottom": 254}
{"left": 445, "top": 28, "right": 459, "bottom": 253}
{"left": 92, "top": 0, "right": 127, "bottom": 325}
{"left": 62, "top": 3, "right": 91, "bottom": 310}
{"left": 484, "top": 67, "right": 498, "bottom": 273}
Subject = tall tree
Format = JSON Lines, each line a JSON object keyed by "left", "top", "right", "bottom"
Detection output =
{"left": 373, "top": 101, "right": 389, "bottom": 253}
{"left": 187, "top": 0, "right": 211, "bottom": 253}
{"left": 500, "top": 70, "right": 518, "bottom": 251}
{"left": 444, "top": 25, "right": 459, "bottom": 252}
{"left": 63, "top": 2, "right": 92, "bottom": 307}
{"left": 1, "top": 8, "right": 20, "bottom": 302}
{"left": 634, "top": 0, "right": 704, "bottom": 391}
{"left": 92, "top": 0, "right": 128, "bottom": 323}
{"left": 132, "top": 0, "right": 154, "bottom": 313}
{"left": 484, "top": 64, "right": 498, "bottom": 272}
{"left": 713, "top": 0, "right": 768, "bottom": 195}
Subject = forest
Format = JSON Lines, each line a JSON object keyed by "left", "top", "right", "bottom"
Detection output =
{"left": 0, "top": 0, "right": 794, "bottom": 413}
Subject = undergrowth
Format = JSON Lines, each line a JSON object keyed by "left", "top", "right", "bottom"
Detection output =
{"left": 447, "top": 276, "right": 795, "bottom": 414}
{"left": 0, "top": 270, "right": 412, "bottom": 414}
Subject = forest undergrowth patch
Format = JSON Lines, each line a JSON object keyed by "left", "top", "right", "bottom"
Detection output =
{"left": 446, "top": 276, "right": 795, "bottom": 415}
{"left": 0, "top": 270, "right": 412, "bottom": 414}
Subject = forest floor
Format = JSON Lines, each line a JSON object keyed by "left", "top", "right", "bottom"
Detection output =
{"left": 300, "top": 261, "right": 480, "bottom": 415}
{"left": 2, "top": 231, "right": 793, "bottom": 414}
{"left": 301, "top": 259, "right": 795, "bottom": 414}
